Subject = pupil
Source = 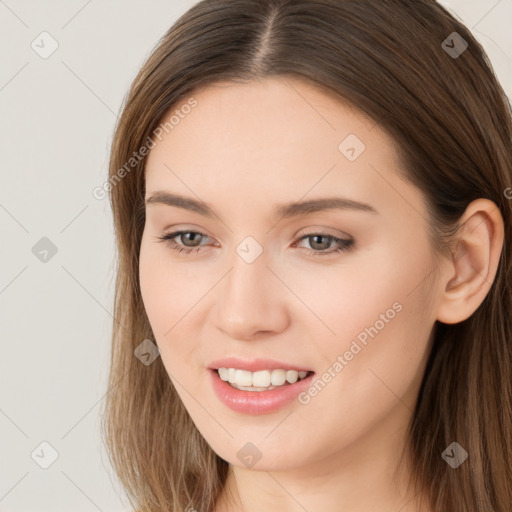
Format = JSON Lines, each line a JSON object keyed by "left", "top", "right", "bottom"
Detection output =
{"left": 311, "top": 235, "right": 328, "bottom": 250}
{"left": 184, "top": 232, "right": 201, "bottom": 246}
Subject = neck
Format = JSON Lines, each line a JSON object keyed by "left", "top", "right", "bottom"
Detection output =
{"left": 213, "top": 403, "right": 431, "bottom": 512}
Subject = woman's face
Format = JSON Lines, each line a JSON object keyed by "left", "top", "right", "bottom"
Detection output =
{"left": 139, "top": 77, "right": 443, "bottom": 473}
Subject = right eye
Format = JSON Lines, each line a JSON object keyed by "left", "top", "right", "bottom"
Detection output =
{"left": 156, "top": 230, "right": 212, "bottom": 255}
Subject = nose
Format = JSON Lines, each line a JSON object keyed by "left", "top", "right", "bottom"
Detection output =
{"left": 212, "top": 250, "right": 290, "bottom": 341}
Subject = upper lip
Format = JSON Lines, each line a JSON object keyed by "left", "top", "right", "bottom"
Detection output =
{"left": 207, "top": 357, "right": 314, "bottom": 373}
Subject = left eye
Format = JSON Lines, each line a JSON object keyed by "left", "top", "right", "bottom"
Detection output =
{"left": 156, "top": 230, "right": 354, "bottom": 256}
{"left": 294, "top": 233, "right": 353, "bottom": 254}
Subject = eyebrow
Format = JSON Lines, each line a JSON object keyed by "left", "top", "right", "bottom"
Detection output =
{"left": 145, "top": 191, "right": 378, "bottom": 219}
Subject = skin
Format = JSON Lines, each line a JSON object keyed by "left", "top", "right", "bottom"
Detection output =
{"left": 139, "top": 77, "right": 504, "bottom": 512}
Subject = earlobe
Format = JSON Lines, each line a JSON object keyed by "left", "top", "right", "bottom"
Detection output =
{"left": 436, "top": 199, "right": 504, "bottom": 325}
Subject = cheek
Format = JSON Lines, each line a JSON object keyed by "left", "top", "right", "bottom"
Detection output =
{"left": 139, "top": 239, "right": 186, "bottom": 355}
{"left": 273, "top": 247, "right": 412, "bottom": 342}
{"left": 139, "top": 235, "right": 196, "bottom": 333}
{"left": 139, "top": 237, "right": 214, "bottom": 378}
{"left": 316, "top": 239, "right": 434, "bottom": 339}
{"left": 139, "top": 241, "right": 169, "bottom": 336}
{"left": 303, "top": 246, "right": 435, "bottom": 420}
{"left": 290, "top": 240, "right": 435, "bottom": 386}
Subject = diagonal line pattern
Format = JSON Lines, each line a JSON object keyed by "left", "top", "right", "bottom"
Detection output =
{"left": 61, "top": 471, "right": 104, "bottom": 511}
{"left": 0, "top": 266, "right": 29, "bottom": 295}
{"left": 264, "top": 410, "right": 295, "bottom": 438}
{"left": 0, "top": 408, "right": 29, "bottom": 438}
{"left": 61, "top": 369, "right": 129, "bottom": 440}
{"left": 471, "top": 0, "right": 503, "bottom": 28}
{"left": 281, "top": 76, "right": 336, "bottom": 131}
{"left": 368, "top": 367, "right": 414, "bottom": 413}
{"left": 406, "top": 265, "right": 439, "bottom": 297}
{"left": 265, "top": 472, "right": 311, "bottom": 511}
{"left": 466, "top": 205, "right": 497, "bottom": 234}
{"left": 61, "top": 0, "right": 93, "bottom": 29}
{"left": 0, "top": 472, "right": 30, "bottom": 502}
{"left": 60, "top": 205, "right": 89, "bottom": 233}
{"left": 60, "top": 265, "right": 130, "bottom": 335}
{"left": 61, "top": 61, "right": 118, "bottom": 118}
{"left": 368, "top": 163, "right": 429, "bottom": 225}
{"left": 0, "top": 202, "right": 29, "bottom": 232}
{"left": 0, "top": 0, "right": 29, "bottom": 28}
{"left": 472, "top": 26, "right": 510, "bottom": 62}
{"left": 0, "top": 62, "right": 29, "bottom": 92}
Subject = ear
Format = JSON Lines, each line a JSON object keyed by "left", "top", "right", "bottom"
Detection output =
{"left": 436, "top": 198, "right": 504, "bottom": 325}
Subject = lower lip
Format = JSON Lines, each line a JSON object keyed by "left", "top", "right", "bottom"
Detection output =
{"left": 209, "top": 369, "right": 316, "bottom": 415}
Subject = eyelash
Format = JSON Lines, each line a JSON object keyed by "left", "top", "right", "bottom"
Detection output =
{"left": 155, "top": 230, "right": 354, "bottom": 256}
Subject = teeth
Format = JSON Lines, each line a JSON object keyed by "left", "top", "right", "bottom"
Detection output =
{"left": 217, "top": 367, "right": 311, "bottom": 389}
{"left": 235, "top": 369, "right": 253, "bottom": 387}
{"left": 253, "top": 370, "right": 271, "bottom": 387}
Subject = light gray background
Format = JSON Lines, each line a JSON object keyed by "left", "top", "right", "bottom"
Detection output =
{"left": 0, "top": 1, "right": 510, "bottom": 510}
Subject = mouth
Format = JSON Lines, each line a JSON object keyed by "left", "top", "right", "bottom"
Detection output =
{"left": 208, "top": 367, "right": 316, "bottom": 415}
{"left": 213, "top": 367, "right": 315, "bottom": 392}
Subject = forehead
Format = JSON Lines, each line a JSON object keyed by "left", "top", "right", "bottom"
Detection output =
{"left": 146, "top": 77, "right": 397, "bottom": 176}
{"left": 143, "top": 77, "right": 425, "bottom": 227}
{"left": 150, "top": 78, "right": 382, "bottom": 152}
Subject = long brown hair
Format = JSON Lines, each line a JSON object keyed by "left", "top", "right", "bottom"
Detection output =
{"left": 100, "top": 1, "right": 512, "bottom": 510}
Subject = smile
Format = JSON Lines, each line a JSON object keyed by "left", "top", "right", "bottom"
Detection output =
{"left": 209, "top": 368, "right": 316, "bottom": 415}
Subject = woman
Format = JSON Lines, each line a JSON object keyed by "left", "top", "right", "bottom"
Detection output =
{"left": 101, "top": 1, "right": 512, "bottom": 510}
